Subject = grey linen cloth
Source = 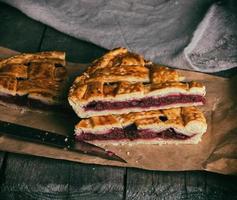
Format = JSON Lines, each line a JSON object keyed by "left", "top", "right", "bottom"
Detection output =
{"left": 1, "top": 0, "right": 237, "bottom": 72}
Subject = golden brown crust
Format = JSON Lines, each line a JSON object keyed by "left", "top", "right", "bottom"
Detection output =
{"left": 0, "top": 64, "right": 28, "bottom": 78}
{"left": 68, "top": 47, "right": 206, "bottom": 117}
{"left": 90, "top": 115, "right": 120, "bottom": 127}
{"left": 0, "top": 51, "right": 67, "bottom": 105}
{"left": 76, "top": 47, "right": 150, "bottom": 84}
{"left": 182, "top": 106, "right": 206, "bottom": 124}
{"left": 88, "top": 48, "right": 146, "bottom": 73}
{"left": 28, "top": 63, "right": 55, "bottom": 80}
{"left": 151, "top": 66, "right": 182, "bottom": 84}
{"left": 87, "top": 65, "right": 149, "bottom": 83}
{"left": 83, "top": 82, "right": 103, "bottom": 101}
{"left": 17, "top": 79, "right": 62, "bottom": 96}
{"left": 0, "top": 76, "right": 17, "bottom": 95}
{"left": 75, "top": 107, "right": 207, "bottom": 136}
{"left": 119, "top": 110, "right": 162, "bottom": 126}
{"left": 54, "top": 67, "right": 67, "bottom": 81}
{"left": 70, "top": 77, "right": 203, "bottom": 103}
{"left": 117, "top": 82, "right": 144, "bottom": 95}
{"left": 150, "top": 82, "right": 189, "bottom": 91}
{"left": 0, "top": 51, "right": 65, "bottom": 68}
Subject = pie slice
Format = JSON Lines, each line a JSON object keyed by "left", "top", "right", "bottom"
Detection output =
{"left": 75, "top": 107, "right": 207, "bottom": 145}
{"left": 68, "top": 48, "right": 206, "bottom": 118}
{"left": 0, "top": 51, "right": 67, "bottom": 110}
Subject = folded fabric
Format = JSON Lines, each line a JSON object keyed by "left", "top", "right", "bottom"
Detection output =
{"left": 2, "top": 0, "right": 237, "bottom": 72}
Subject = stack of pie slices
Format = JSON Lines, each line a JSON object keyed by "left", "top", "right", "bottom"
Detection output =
{"left": 69, "top": 48, "right": 207, "bottom": 145}
{"left": 0, "top": 51, "right": 67, "bottom": 109}
{"left": 0, "top": 49, "right": 207, "bottom": 145}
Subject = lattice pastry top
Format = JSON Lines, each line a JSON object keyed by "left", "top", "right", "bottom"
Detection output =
{"left": 0, "top": 51, "right": 67, "bottom": 105}
{"left": 68, "top": 48, "right": 206, "bottom": 118}
{"left": 75, "top": 106, "right": 207, "bottom": 136}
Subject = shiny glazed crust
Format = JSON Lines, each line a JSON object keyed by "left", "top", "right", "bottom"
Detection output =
{"left": 0, "top": 51, "right": 67, "bottom": 105}
{"left": 75, "top": 106, "right": 207, "bottom": 144}
{"left": 68, "top": 48, "right": 205, "bottom": 118}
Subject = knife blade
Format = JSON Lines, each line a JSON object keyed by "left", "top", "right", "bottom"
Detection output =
{"left": 0, "top": 120, "right": 126, "bottom": 163}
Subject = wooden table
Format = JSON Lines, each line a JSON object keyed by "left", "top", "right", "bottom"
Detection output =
{"left": 0, "top": 3, "right": 237, "bottom": 200}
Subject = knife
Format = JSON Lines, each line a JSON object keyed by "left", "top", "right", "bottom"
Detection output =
{"left": 0, "top": 120, "right": 126, "bottom": 163}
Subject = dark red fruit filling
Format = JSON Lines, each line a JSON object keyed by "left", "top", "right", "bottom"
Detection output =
{"left": 85, "top": 94, "right": 205, "bottom": 111}
{"left": 0, "top": 93, "right": 64, "bottom": 111}
{"left": 76, "top": 126, "right": 192, "bottom": 141}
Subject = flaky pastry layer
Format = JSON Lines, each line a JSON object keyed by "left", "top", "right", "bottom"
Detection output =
{"left": 68, "top": 47, "right": 205, "bottom": 118}
{"left": 69, "top": 81, "right": 205, "bottom": 118}
{"left": 75, "top": 107, "right": 207, "bottom": 145}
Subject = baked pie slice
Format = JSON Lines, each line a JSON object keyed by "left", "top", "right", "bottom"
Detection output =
{"left": 0, "top": 51, "right": 67, "bottom": 109}
{"left": 75, "top": 107, "right": 207, "bottom": 145}
{"left": 68, "top": 48, "right": 206, "bottom": 118}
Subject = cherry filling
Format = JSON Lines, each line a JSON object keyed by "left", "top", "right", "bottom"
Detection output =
{"left": 0, "top": 93, "right": 62, "bottom": 110}
{"left": 76, "top": 127, "right": 193, "bottom": 141}
{"left": 85, "top": 94, "right": 205, "bottom": 111}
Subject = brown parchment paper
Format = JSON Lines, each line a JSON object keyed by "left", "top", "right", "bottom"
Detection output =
{"left": 0, "top": 47, "right": 236, "bottom": 175}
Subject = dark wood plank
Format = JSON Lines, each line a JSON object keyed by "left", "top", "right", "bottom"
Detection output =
{"left": 125, "top": 169, "right": 186, "bottom": 200}
{"left": 40, "top": 27, "right": 107, "bottom": 63}
{"left": 0, "top": 152, "right": 5, "bottom": 168}
{"left": 0, "top": 151, "right": 6, "bottom": 186}
{"left": 126, "top": 170, "right": 237, "bottom": 200}
{"left": 0, "top": 153, "right": 69, "bottom": 200}
{"left": 185, "top": 171, "right": 206, "bottom": 200}
{"left": 0, "top": 2, "right": 46, "bottom": 52}
{"left": 205, "top": 172, "right": 237, "bottom": 200}
{"left": 0, "top": 153, "right": 125, "bottom": 200}
{"left": 68, "top": 163, "right": 124, "bottom": 200}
